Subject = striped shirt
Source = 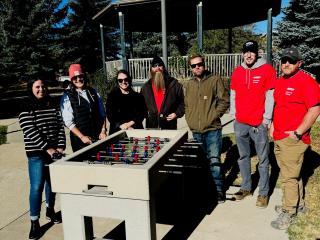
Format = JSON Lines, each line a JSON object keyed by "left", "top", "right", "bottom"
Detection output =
{"left": 19, "top": 108, "right": 66, "bottom": 156}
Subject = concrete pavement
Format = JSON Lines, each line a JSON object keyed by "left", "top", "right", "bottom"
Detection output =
{"left": 0, "top": 115, "right": 288, "bottom": 240}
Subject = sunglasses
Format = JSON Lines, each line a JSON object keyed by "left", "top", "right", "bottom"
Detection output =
{"left": 281, "top": 58, "right": 298, "bottom": 65}
{"left": 152, "top": 63, "right": 163, "bottom": 68}
{"left": 118, "top": 78, "right": 129, "bottom": 83}
{"left": 71, "top": 75, "right": 84, "bottom": 81}
{"left": 190, "top": 62, "right": 204, "bottom": 69}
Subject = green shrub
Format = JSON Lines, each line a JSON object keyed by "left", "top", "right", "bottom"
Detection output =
{"left": 0, "top": 125, "right": 7, "bottom": 145}
{"left": 88, "top": 69, "right": 117, "bottom": 103}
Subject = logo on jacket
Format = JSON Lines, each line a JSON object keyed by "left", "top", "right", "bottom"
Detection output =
{"left": 252, "top": 75, "right": 261, "bottom": 84}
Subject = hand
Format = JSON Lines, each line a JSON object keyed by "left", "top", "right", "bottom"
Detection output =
{"left": 269, "top": 123, "right": 274, "bottom": 139}
{"left": 285, "top": 131, "right": 299, "bottom": 140}
{"left": 99, "top": 131, "right": 107, "bottom": 140}
{"left": 80, "top": 135, "right": 92, "bottom": 145}
{"left": 56, "top": 148, "right": 64, "bottom": 154}
{"left": 166, "top": 113, "right": 177, "bottom": 121}
{"left": 120, "top": 121, "right": 135, "bottom": 130}
{"left": 46, "top": 148, "right": 56, "bottom": 157}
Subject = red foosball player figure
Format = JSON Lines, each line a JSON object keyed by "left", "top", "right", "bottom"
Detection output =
{"left": 96, "top": 152, "right": 101, "bottom": 161}
{"left": 115, "top": 153, "right": 119, "bottom": 161}
{"left": 134, "top": 153, "right": 139, "bottom": 163}
{"left": 156, "top": 145, "right": 160, "bottom": 152}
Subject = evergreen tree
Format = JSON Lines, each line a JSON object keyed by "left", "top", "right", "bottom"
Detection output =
{"left": 276, "top": 0, "right": 320, "bottom": 80}
{"left": 62, "top": 0, "right": 117, "bottom": 74}
{"left": 0, "top": 1, "right": 67, "bottom": 84}
{"left": 187, "top": 26, "right": 261, "bottom": 55}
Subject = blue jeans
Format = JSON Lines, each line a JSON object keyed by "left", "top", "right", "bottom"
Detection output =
{"left": 234, "top": 120, "right": 270, "bottom": 196}
{"left": 193, "top": 130, "right": 224, "bottom": 193}
{"left": 28, "top": 155, "right": 55, "bottom": 219}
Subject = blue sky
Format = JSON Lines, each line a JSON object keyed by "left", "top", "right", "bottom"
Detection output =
{"left": 254, "top": 0, "right": 290, "bottom": 34}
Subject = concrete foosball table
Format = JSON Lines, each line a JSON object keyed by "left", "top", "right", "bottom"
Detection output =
{"left": 50, "top": 129, "right": 190, "bottom": 240}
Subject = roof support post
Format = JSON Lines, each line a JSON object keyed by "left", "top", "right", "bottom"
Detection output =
{"left": 267, "top": 8, "right": 273, "bottom": 64}
{"left": 197, "top": 2, "right": 203, "bottom": 54}
{"left": 119, "top": 12, "right": 127, "bottom": 70}
{"left": 161, "top": 0, "right": 168, "bottom": 67}
{"left": 99, "top": 24, "right": 107, "bottom": 76}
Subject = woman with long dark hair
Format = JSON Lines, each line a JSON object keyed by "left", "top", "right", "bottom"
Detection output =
{"left": 106, "top": 69, "right": 146, "bottom": 134}
{"left": 19, "top": 75, "right": 66, "bottom": 239}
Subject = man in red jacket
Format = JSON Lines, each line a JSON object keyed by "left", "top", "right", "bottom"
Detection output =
{"left": 270, "top": 47, "right": 320, "bottom": 230}
{"left": 230, "top": 40, "right": 277, "bottom": 208}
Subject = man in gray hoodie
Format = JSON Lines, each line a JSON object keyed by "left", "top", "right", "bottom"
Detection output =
{"left": 230, "top": 40, "right": 276, "bottom": 208}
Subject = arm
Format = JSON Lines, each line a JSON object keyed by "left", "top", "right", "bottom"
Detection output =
{"left": 19, "top": 111, "right": 48, "bottom": 150}
{"left": 263, "top": 89, "right": 275, "bottom": 126}
{"left": 56, "top": 110, "right": 66, "bottom": 151}
{"left": 97, "top": 92, "right": 107, "bottom": 139}
{"left": 215, "top": 77, "right": 230, "bottom": 117}
{"left": 286, "top": 105, "right": 320, "bottom": 140}
{"left": 229, "top": 89, "right": 236, "bottom": 117}
{"left": 168, "top": 82, "right": 185, "bottom": 120}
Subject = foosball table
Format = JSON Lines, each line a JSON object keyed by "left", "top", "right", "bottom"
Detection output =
{"left": 50, "top": 129, "right": 212, "bottom": 240}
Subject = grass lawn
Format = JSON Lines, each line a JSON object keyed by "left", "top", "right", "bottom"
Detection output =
{"left": 221, "top": 122, "right": 320, "bottom": 240}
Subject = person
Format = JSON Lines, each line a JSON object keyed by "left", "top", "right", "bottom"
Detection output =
{"left": 230, "top": 40, "right": 277, "bottom": 208}
{"left": 141, "top": 56, "right": 185, "bottom": 129}
{"left": 60, "top": 64, "right": 107, "bottom": 152}
{"left": 184, "top": 54, "right": 230, "bottom": 203}
{"left": 270, "top": 47, "right": 320, "bottom": 230}
{"left": 19, "top": 76, "right": 66, "bottom": 239}
{"left": 105, "top": 69, "right": 146, "bottom": 134}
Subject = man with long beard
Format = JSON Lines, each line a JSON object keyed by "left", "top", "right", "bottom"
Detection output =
{"left": 141, "top": 56, "right": 185, "bottom": 129}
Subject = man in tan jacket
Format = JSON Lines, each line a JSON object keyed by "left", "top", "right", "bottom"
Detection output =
{"left": 184, "top": 54, "right": 230, "bottom": 203}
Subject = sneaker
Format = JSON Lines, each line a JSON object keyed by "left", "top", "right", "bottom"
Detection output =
{"left": 217, "top": 191, "right": 226, "bottom": 204}
{"left": 271, "top": 211, "right": 296, "bottom": 230}
{"left": 275, "top": 205, "right": 308, "bottom": 215}
{"left": 46, "top": 207, "right": 62, "bottom": 224}
{"left": 256, "top": 195, "right": 269, "bottom": 208}
{"left": 233, "top": 189, "right": 252, "bottom": 201}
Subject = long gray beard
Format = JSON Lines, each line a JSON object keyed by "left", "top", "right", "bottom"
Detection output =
{"left": 151, "top": 71, "right": 165, "bottom": 91}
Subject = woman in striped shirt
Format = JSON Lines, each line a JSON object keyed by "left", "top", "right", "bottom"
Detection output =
{"left": 19, "top": 76, "right": 66, "bottom": 240}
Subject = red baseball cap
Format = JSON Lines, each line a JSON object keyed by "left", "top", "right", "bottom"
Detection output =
{"left": 69, "top": 64, "right": 84, "bottom": 80}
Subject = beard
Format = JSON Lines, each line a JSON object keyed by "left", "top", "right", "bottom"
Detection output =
{"left": 151, "top": 71, "right": 165, "bottom": 91}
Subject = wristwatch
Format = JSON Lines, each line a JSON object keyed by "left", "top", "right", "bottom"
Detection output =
{"left": 294, "top": 131, "right": 302, "bottom": 140}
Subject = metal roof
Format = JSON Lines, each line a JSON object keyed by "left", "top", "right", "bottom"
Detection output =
{"left": 93, "top": 0, "right": 282, "bottom": 32}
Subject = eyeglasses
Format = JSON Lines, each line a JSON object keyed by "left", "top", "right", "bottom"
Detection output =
{"left": 152, "top": 63, "right": 163, "bottom": 68}
{"left": 281, "top": 58, "right": 298, "bottom": 65}
{"left": 71, "top": 75, "right": 84, "bottom": 81}
{"left": 190, "top": 62, "right": 204, "bottom": 69}
{"left": 118, "top": 78, "right": 128, "bottom": 83}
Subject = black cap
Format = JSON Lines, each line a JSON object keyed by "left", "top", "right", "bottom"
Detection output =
{"left": 151, "top": 56, "right": 165, "bottom": 67}
{"left": 281, "top": 47, "right": 302, "bottom": 61}
{"left": 242, "top": 40, "right": 259, "bottom": 53}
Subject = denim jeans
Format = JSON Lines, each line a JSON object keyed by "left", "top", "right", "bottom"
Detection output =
{"left": 234, "top": 120, "right": 270, "bottom": 196}
{"left": 193, "top": 129, "right": 224, "bottom": 193}
{"left": 28, "top": 154, "right": 55, "bottom": 219}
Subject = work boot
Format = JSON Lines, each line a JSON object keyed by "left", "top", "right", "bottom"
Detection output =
{"left": 29, "top": 220, "right": 40, "bottom": 240}
{"left": 275, "top": 205, "right": 308, "bottom": 215}
{"left": 271, "top": 211, "right": 296, "bottom": 230}
{"left": 233, "top": 189, "right": 252, "bottom": 201}
{"left": 256, "top": 195, "right": 269, "bottom": 208}
{"left": 46, "top": 207, "right": 62, "bottom": 224}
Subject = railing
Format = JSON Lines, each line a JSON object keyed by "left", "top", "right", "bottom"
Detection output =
{"left": 105, "top": 54, "right": 315, "bottom": 88}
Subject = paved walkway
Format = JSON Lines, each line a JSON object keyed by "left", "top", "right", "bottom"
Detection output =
{"left": 0, "top": 115, "right": 288, "bottom": 240}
